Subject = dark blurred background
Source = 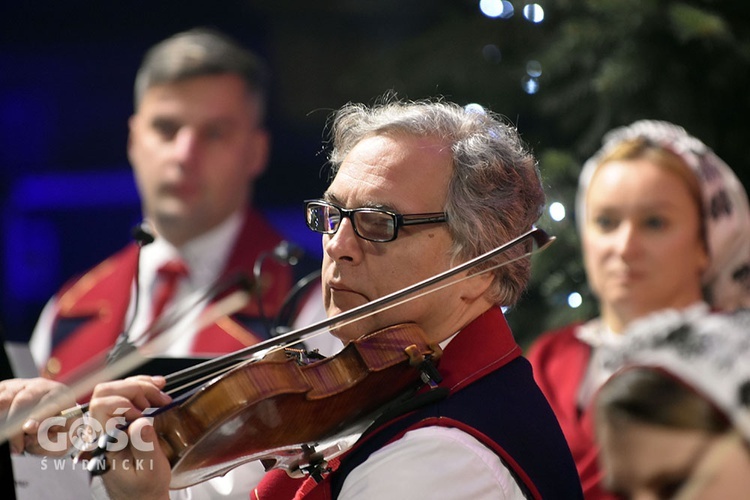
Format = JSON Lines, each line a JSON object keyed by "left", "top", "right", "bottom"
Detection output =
{"left": 2, "top": 0, "right": 749, "bottom": 347}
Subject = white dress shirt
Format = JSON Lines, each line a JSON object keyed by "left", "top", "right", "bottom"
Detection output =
{"left": 338, "top": 426, "right": 526, "bottom": 499}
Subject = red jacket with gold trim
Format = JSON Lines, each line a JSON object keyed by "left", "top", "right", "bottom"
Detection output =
{"left": 44, "top": 209, "right": 293, "bottom": 382}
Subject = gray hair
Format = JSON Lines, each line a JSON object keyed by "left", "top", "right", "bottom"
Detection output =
{"left": 327, "top": 97, "right": 545, "bottom": 306}
{"left": 133, "top": 28, "right": 269, "bottom": 120}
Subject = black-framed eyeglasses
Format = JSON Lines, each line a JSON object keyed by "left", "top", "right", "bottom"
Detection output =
{"left": 305, "top": 199, "right": 448, "bottom": 243}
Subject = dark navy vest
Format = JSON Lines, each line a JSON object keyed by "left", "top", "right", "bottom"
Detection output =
{"left": 330, "top": 356, "right": 583, "bottom": 499}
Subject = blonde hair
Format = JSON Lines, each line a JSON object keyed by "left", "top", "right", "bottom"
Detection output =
{"left": 590, "top": 137, "right": 706, "bottom": 249}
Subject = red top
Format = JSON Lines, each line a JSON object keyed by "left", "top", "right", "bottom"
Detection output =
{"left": 527, "top": 324, "right": 619, "bottom": 500}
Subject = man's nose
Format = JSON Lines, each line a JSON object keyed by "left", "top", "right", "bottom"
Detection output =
{"left": 324, "top": 218, "right": 362, "bottom": 263}
{"left": 173, "top": 128, "right": 200, "bottom": 165}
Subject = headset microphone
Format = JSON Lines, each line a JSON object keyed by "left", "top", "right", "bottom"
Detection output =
{"left": 131, "top": 221, "right": 156, "bottom": 247}
{"left": 107, "top": 221, "right": 156, "bottom": 364}
{"left": 272, "top": 240, "right": 304, "bottom": 266}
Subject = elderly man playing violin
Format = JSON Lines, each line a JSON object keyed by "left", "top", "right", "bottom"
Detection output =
{"left": 87, "top": 96, "right": 583, "bottom": 499}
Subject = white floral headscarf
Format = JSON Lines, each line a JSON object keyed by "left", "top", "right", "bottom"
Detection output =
{"left": 599, "top": 308, "right": 750, "bottom": 441}
{"left": 576, "top": 120, "right": 750, "bottom": 311}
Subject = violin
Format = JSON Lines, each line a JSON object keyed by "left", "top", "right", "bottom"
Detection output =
{"left": 151, "top": 322, "right": 441, "bottom": 488}
{"left": 6, "top": 227, "right": 552, "bottom": 488}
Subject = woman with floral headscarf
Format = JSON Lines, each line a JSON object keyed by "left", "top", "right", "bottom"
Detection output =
{"left": 527, "top": 120, "right": 750, "bottom": 499}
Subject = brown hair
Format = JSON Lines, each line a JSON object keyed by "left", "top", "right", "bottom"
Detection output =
{"left": 134, "top": 28, "right": 269, "bottom": 120}
{"left": 595, "top": 368, "right": 730, "bottom": 433}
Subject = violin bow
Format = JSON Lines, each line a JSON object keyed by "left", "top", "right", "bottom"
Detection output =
{"left": 0, "top": 275, "right": 255, "bottom": 443}
{"left": 148, "top": 226, "right": 554, "bottom": 392}
{"left": 0, "top": 226, "right": 553, "bottom": 442}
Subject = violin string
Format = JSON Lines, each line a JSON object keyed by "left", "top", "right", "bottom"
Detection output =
{"left": 163, "top": 362, "right": 240, "bottom": 397}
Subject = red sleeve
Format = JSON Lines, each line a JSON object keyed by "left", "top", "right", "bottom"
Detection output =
{"left": 527, "top": 325, "right": 620, "bottom": 500}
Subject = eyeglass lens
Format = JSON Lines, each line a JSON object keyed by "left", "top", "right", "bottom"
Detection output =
{"left": 307, "top": 203, "right": 396, "bottom": 241}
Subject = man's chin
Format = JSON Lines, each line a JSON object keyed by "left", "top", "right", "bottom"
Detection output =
{"left": 326, "top": 296, "right": 369, "bottom": 318}
{"left": 153, "top": 202, "right": 193, "bottom": 220}
{"left": 152, "top": 207, "right": 204, "bottom": 232}
{"left": 325, "top": 309, "right": 379, "bottom": 342}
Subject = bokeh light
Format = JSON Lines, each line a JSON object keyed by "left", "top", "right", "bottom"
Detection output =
{"left": 521, "top": 75, "right": 540, "bottom": 94}
{"left": 482, "top": 44, "right": 502, "bottom": 64}
{"left": 522, "top": 3, "right": 545, "bottom": 23}
{"left": 549, "top": 201, "right": 566, "bottom": 221}
{"left": 464, "top": 103, "right": 486, "bottom": 114}
{"left": 567, "top": 292, "right": 583, "bottom": 309}
{"left": 500, "top": 1, "right": 515, "bottom": 19}
{"left": 526, "top": 60, "right": 542, "bottom": 78}
{"left": 479, "top": 0, "right": 515, "bottom": 19}
{"left": 479, "top": 0, "right": 505, "bottom": 18}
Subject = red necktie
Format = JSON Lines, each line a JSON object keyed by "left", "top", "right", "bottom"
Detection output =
{"left": 146, "top": 259, "right": 189, "bottom": 339}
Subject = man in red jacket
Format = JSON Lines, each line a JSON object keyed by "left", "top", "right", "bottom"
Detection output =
{"left": 1, "top": 28, "right": 333, "bottom": 499}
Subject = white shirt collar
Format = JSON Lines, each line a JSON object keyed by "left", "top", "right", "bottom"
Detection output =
{"left": 140, "top": 211, "right": 244, "bottom": 290}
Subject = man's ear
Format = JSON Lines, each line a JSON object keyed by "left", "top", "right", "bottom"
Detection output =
{"left": 126, "top": 114, "right": 138, "bottom": 165}
{"left": 459, "top": 271, "right": 494, "bottom": 303}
